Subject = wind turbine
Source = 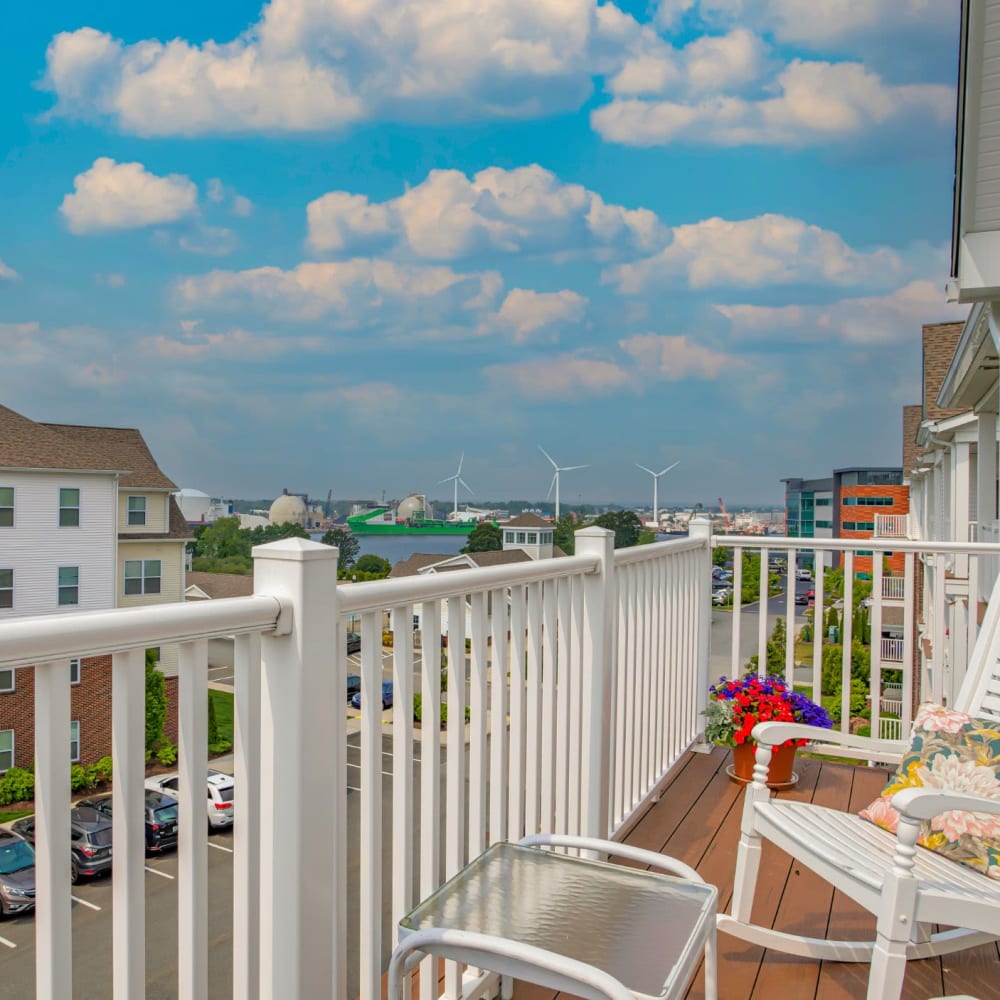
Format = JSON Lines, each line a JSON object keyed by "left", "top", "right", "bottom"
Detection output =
{"left": 636, "top": 461, "right": 679, "bottom": 528}
{"left": 438, "top": 453, "right": 473, "bottom": 516}
{"left": 539, "top": 446, "right": 589, "bottom": 521}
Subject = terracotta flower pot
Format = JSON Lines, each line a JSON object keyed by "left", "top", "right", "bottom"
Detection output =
{"left": 731, "top": 742, "right": 796, "bottom": 787}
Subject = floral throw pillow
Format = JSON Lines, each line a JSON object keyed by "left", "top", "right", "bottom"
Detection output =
{"left": 859, "top": 703, "right": 1000, "bottom": 879}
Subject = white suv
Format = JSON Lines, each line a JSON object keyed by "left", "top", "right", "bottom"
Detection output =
{"left": 795, "top": 568, "right": 813, "bottom": 581}
{"left": 145, "top": 769, "right": 235, "bottom": 830}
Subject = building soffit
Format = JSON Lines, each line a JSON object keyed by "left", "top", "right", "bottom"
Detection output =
{"left": 938, "top": 303, "right": 994, "bottom": 410}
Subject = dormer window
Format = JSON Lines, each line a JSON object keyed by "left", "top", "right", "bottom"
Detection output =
{"left": 127, "top": 495, "right": 147, "bottom": 526}
{"left": 59, "top": 488, "right": 80, "bottom": 527}
{"left": 527, "top": 532, "right": 537, "bottom": 544}
{"left": 0, "top": 487, "right": 12, "bottom": 527}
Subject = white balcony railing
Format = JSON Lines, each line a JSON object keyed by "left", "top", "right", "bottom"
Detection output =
{"left": 881, "top": 576, "right": 905, "bottom": 601}
{"left": 873, "top": 513, "right": 910, "bottom": 538}
{"left": 880, "top": 637, "right": 905, "bottom": 662}
{"left": 7, "top": 524, "right": 1000, "bottom": 998}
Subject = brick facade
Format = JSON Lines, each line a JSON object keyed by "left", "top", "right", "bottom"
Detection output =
{"left": 0, "top": 656, "right": 177, "bottom": 770}
{"left": 837, "top": 484, "right": 910, "bottom": 577}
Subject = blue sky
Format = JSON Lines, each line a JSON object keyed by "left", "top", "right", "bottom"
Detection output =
{"left": 0, "top": 0, "right": 968, "bottom": 507}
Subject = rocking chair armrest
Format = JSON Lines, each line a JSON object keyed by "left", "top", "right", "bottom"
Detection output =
{"left": 890, "top": 786, "right": 1000, "bottom": 822}
{"left": 751, "top": 721, "right": 906, "bottom": 757}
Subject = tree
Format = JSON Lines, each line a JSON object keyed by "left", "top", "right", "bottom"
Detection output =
{"left": 321, "top": 528, "right": 360, "bottom": 570}
{"left": 462, "top": 522, "right": 502, "bottom": 553}
{"left": 712, "top": 546, "right": 729, "bottom": 568}
{"left": 593, "top": 510, "right": 643, "bottom": 548}
{"left": 553, "top": 514, "right": 577, "bottom": 555}
{"left": 193, "top": 516, "right": 247, "bottom": 562}
{"left": 145, "top": 649, "right": 166, "bottom": 753}
{"left": 355, "top": 554, "right": 391, "bottom": 577}
{"left": 637, "top": 529, "right": 657, "bottom": 545}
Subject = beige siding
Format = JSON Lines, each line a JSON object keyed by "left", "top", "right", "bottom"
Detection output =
{"left": 118, "top": 490, "right": 169, "bottom": 534}
{"left": 118, "top": 540, "right": 185, "bottom": 607}
{"left": 0, "top": 470, "right": 117, "bottom": 618}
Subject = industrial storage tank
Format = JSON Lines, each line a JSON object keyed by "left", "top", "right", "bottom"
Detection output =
{"left": 269, "top": 490, "right": 308, "bottom": 526}
{"left": 396, "top": 494, "right": 431, "bottom": 522}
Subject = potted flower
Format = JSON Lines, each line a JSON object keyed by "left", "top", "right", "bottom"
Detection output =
{"left": 704, "top": 674, "right": 834, "bottom": 786}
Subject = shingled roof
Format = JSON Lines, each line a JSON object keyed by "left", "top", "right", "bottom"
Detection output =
{"left": 42, "top": 422, "right": 177, "bottom": 489}
{"left": 504, "top": 513, "right": 551, "bottom": 528}
{"left": 0, "top": 404, "right": 123, "bottom": 473}
{"left": 922, "top": 323, "right": 970, "bottom": 422}
{"left": 185, "top": 571, "right": 254, "bottom": 599}
{"left": 902, "top": 404, "right": 923, "bottom": 478}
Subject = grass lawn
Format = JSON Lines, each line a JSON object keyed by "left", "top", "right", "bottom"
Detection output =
{"left": 0, "top": 808, "right": 32, "bottom": 824}
{"left": 208, "top": 689, "right": 234, "bottom": 754}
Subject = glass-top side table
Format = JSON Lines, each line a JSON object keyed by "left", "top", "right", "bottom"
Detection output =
{"left": 392, "top": 835, "right": 717, "bottom": 1000}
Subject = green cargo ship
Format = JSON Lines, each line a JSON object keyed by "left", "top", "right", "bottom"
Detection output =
{"left": 347, "top": 507, "right": 480, "bottom": 535}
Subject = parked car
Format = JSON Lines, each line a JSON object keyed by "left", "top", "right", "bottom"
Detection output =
{"left": 795, "top": 568, "right": 813, "bottom": 581}
{"left": 712, "top": 589, "right": 732, "bottom": 606}
{"left": 795, "top": 591, "right": 809, "bottom": 605}
{"left": 77, "top": 790, "right": 179, "bottom": 854}
{"left": 346, "top": 673, "right": 361, "bottom": 699}
{"left": 351, "top": 680, "right": 394, "bottom": 710}
{"left": 13, "top": 806, "right": 114, "bottom": 884}
{"left": 145, "top": 770, "right": 235, "bottom": 831}
{"left": 0, "top": 830, "right": 35, "bottom": 917}
{"left": 346, "top": 632, "right": 362, "bottom": 654}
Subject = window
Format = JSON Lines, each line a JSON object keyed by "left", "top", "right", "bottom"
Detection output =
{"left": 0, "top": 669, "right": 12, "bottom": 693}
{"left": 59, "top": 488, "right": 80, "bottom": 527}
{"left": 124, "top": 559, "right": 161, "bottom": 596}
{"left": 815, "top": 520, "right": 833, "bottom": 529}
{"left": 0, "top": 568, "right": 11, "bottom": 609}
{"left": 517, "top": 532, "right": 526, "bottom": 544}
{"left": 843, "top": 496, "right": 893, "bottom": 507}
{"left": 127, "top": 495, "right": 147, "bottom": 526}
{"left": 527, "top": 532, "right": 537, "bottom": 543}
{"left": 58, "top": 566, "right": 79, "bottom": 606}
{"left": 815, "top": 498, "right": 832, "bottom": 506}
{"left": 0, "top": 730, "right": 12, "bottom": 772}
{"left": 0, "top": 487, "right": 12, "bottom": 527}
{"left": 70, "top": 659, "right": 81, "bottom": 684}
{"left": 841, "top": 522, "right": 874, "bottom": 532}
{"left": 504, "top": 532, "right": 514, "bottom": 544}
{"left": 70, "top": 722, "right": 80, "bottom": 762}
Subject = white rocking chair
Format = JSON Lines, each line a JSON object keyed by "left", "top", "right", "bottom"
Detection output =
{"left": 717, "top": 585, "right": 1000, "bottom": 1000}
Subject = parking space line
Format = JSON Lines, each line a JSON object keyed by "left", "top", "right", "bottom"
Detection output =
{"left": 208, "top": 842, "right": 233, "bottom": 854}
{"left": 346, "top": 761, "right": 393, "bottom": 778}
{"left": 72, "top": 894, "right": 101, "bottom": 911}
{"left": 145, "top": 865, "right": 174, "bottom": 880}
{"left": 0, "top": 934, "right": 15, "bottom": 949}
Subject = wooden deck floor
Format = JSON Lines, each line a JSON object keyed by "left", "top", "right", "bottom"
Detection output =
{"left": 519, "top": 746, "right": 1000, "bottom": 1000}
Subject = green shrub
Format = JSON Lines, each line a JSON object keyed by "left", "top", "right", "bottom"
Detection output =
{"left": 70, "top": 764, "right": 90, "bottom": 793}
{"left": 94, "top": 756, "right": 113, "bottom": 782}
{"left": 155, "top": 741, "right": 178, "bottom": 767}
{"left": 145, "top": 649, "right": 167, "bottom": 753}
{"left": 208, "top": 694, "right": 219, "bottom": 746}
{"left": 0, "top": 767, "right": 34, "bottom": 806}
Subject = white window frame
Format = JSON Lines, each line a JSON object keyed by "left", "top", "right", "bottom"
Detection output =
{"left": 504, "top": 532, "right": 514, "bottom": 544}
{"left": 70, "top": 721, "right": 80, "bottom": 763}
{"left": 58, "top": 566, "right": 80, "bottom": 606}
{"left": 0, "top": 729, "right": 13, "bottom": 772}
{"left": 59, "top": 487, "right": 80, "bottom": 527}
{"left": 127, "top": 495, "right": 147, "bottom": 526}
{"left": 527, "top": 532, "right": 537, "bottom": 544}
{"left": 0, "top": 486, "right": 12, "bottom": 527}
{"left": 124, "top": 559, "right": 161, "bottom": 596}
{"left": 0, "top": 568, "right": 11, "bottom": 610}
{"left": 0, "top": 668, "right": 13, "bottom": 694}
{"left": 69, "top": 659, "right": 81, "bottom": 685}
{"left": 517, "top": 532, "right": 526, "bottom": 544}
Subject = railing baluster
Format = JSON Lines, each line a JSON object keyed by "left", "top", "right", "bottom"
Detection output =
{"left": 568, "top": 575, "right": 584, "bottom": 836}
{"left": 731, "top": 546, "right": 743, "bottom": 678}
{"left": 178, "top": 638, "right": 209, "bottom": 1000}
{"left": 467, "top": 594, "right": 488, "bottom": 855}
{"left": 488, "top": 588, "right": 508, "bottom": 844}
{"left": 554, "top": 577, "right": 571, "bottom": 837}
{"left": 112, "top": 647, "right": 146, "bottom": 1000}
{"left": 934, "top": 553, "right": 947, "bottom": 703}
{"left": 813, "top": 561, "right": 825, "bottom": 706}
{"left": 871, "top": 559, "right": 884, "bottom": 743}
{"left": 392, "top": 603, "right": 415, "bottom": 949}
{"left": 540, "top": 579, "right": 558, "bottom": 833}
{"left": 902, "top": 553, "right": 915, "bottom": 730}
{"left": 507, "top": 585, "right": 526, "bottom": 840}
{"left": 233, "top": 632, "right": 261, "bottom": 1000}
{"left": 360, "top": 608, "right": 383, "bottom": 1000}
{"left": 445, "top": 594, "right": 467, "bottom": 999}
{"left": 34, "top": 658, "right": 72, "bottom": 1000}
{"left": 524, "top": 581, "right": 542, "bottom": 835}
{"left": 756, "top": 546, "right": 769, "bottom": 676}
{"left": 419, "top": 600, "right": 442, "bottom": 1000}
{"left": 621, "top": 568, "right": 636, "bottom": 815}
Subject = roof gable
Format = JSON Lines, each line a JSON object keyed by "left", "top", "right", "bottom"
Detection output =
{"left": 42, "top": 423, "right": 177, "bottom": 489}
{"left": 0, "top": 404, "right": 122, "bottom": 474}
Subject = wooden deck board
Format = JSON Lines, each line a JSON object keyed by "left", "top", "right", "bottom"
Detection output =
{"left": 507, "top": 746, "right": 1000, "bottom": 1000}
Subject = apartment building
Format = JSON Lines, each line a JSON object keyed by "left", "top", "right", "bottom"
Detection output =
{"left": 780, "top": 476, "right": 833, "bottom": 568}
{"left": 0, "top": 404, "right": 186, "bottom": 770}
{"left": 833, "top": 467, "right": 908, "bottom": 577}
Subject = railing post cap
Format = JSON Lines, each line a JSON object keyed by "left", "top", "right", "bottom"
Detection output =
{"left": 575, "top": 525, "right": 614, "bottom": 539}
{"left": 252, "top": 537, "right": 339, "bottom": 562}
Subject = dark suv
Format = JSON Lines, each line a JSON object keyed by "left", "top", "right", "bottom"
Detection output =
{"left": 0, "top": 830, "right": 35, "bottom": 917}
{"left": 13, "top": 806, "right": 114, "bottom": 884}
{"left": 78, "top": 790, "right": 179, "bottom": 854}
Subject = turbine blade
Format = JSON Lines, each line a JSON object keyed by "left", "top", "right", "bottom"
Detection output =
{"left": 636, "top": 464, "right": 656, "bottom": 476}
{"left": 438, "top": 475, "right": 456, "bottom": 485}
{"left": 562, "top": 464, "right": 588, "bottom": 472}
{"left": 547, "top": 472, "right": 558, "bottom": 499}
{"left": 538, "top": 445, "right": 558, "bottom": 469}
{"left": 459, "top": 478, "right": 473, "bottom": 495}
{"left": 457, "top": 452, "right": 464, "bottom": 476}
{"left": 659, "top": 461, "right": 679, "bottom": 476}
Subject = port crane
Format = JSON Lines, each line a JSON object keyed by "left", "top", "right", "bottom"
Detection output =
{"left": 718, "top": 497, "right": 733, "bottom": 532}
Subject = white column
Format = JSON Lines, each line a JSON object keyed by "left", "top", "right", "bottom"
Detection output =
{"left": 575, "top": 525, "right": 615, "bottom": 841}
{"left": 253, "top": 538, "right": 338, "bottom": 999}
{"left": 979, "top": 411, "right": 998, "bottom": 531}
{"left": 955, "top": 440, "right": 972, "bottom": 577}
{"left": 688, "top": 517, "right": 714, "bottom": 736}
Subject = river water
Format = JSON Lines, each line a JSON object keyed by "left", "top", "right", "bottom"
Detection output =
{"left": 309, "top": 532, "right": 467, "bottom": 564}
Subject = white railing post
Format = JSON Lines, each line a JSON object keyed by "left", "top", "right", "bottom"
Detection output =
{"left": 253, "top": 538, "right": 338, "bottom": 999}
{"left": 575, "top": 526, "right": 615, "bottom": 840}
{"left": 688, "top": 517, "right": 714, "bottom": 736}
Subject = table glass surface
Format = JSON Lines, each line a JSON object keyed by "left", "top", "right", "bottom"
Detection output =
{"left": 399, "top": 842, "right": 716, "bottom": 998}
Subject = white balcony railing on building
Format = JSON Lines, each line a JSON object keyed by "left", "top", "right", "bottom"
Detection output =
{"left": 881, "top": 576, "right": 906, "bottom": 601}
{"left": 7, "top": 524, "right": 1000, "bottom": 998}
{"left": 880, "top": 637, "right": 905, "bottom": 662}
{"left": 873, "top": 513, "right": 910, "bottom": 538}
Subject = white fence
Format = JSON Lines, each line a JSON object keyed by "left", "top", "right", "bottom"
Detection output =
{"left": 881, "top": 576, "right": 906, "bottom": 601}
{"left": 0, "top": 526, "right": 713, "bottom": 999}
{"left": 874, "top": 514, "right": 910, "bottom": 538}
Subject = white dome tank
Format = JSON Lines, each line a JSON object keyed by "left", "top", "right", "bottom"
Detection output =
{"left": 396, "top": 494, "right": 429, "bottom": 521}
{"left": 269, "top": 492, "right": 308, "bottom": 526}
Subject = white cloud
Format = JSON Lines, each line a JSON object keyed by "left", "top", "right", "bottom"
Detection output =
{"left": 618, "top": 332, "right": 744, "bottom": 379}
{"left": 207, "top": 178, "right": 254, "bottom": 217}
{"left": 175, "top": 258, "right": 504, "bottom": 333}
{"left": 0, "top": 259, "right": 19, "bottom": 281}
{"left": 307, "top": 165, "right": 665, "bottom": 260}
{"left": 493, "top": 289, "right": 588, "bottom": 343}
{"left": 178, "top": 225, "right": 238, "bottom": 256}
{"left": 139, "top": 326, "right": 325, "bottom": 361}
{"left": 60, "top": 157, "right": 198, "bottom": 234}
{"left": 95, "top": 272, "right": 126, "bottom": 288}
{"left": 593, "top": 60, "right": 953, "bottom": 148}
{"left": 606, "top": 213, "right": 900, "bottom": 292}
{"left": 483, "top": 353, "right": 632, "bottom": 400}
{"left": 716, "top": 279, "right": 968, "bottom": 345}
